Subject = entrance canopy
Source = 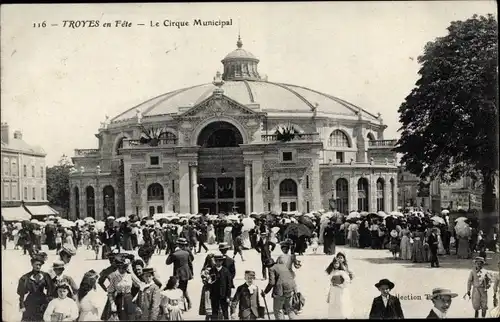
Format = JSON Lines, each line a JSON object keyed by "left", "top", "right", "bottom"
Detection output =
{"left": 25, "top": 205, "right": 59, "bottom": 217}
{"left": 1, "top": 206, "right": 31, "bottom": 221}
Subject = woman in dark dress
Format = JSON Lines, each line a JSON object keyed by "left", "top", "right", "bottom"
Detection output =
{"left": 17, "top": 253, "right": 55, "bottom": 321}
{"left": 323, "top": 222, "right": 336, "bottom": 255}
{"left": 199, "top": 253, "right": 216, "bottom": 320}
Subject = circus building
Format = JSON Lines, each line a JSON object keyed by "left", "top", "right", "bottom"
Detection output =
{"left": 69, "top": 37, "right": 399, "bottom": 220}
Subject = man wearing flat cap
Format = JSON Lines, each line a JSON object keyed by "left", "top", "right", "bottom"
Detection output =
{"left": 466, "top": 256, "right": 492, "bottom": 318}
{"left": 48, "top": 244, "right": 77, "bottom": 279}
{"left": 369, "top": 279, "right": 404, "bottom": 319}
{"left": 219, "top": 242, "right": 236, "bottom": 290}
{"left": 166, "top": 237, "right": 195, "bottom": 310}
{"left": 427, "top": 288, "right": 457, "bottom": 318}
{"left": 231, "top": 270, "right": 264, "bottom": 320}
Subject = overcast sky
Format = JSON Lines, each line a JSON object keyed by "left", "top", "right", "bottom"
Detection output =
{"left": 1, "top": 1, "right": 497, "bottom": 166}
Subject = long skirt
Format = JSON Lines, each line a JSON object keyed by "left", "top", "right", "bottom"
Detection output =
{"left": 412, "top": 239, "right": 425, "bottom": 262}
{"left": 101, "top": 293, "right": 137, "bottom": 321}
{"left": 327, "top": 286, "right": 351, "bottom": 319}
{"left": 399, "top": 236, "right": 412, "bottom": 260}
{"left": 199, "top": 284, "right": 212, "bottom": 317}
{"left": 457, "top": 238, "right": 470, "bottom": 259}
{"left": 21, "top": 293, "right": 49, "bottom": 322}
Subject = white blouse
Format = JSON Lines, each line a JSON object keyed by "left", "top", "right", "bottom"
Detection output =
{"left": 43, "top": 297, "right": 79, "bottom": 322}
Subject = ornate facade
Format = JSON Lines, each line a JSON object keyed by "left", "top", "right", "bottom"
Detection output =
{"left": 69, "top": 37, "right": 398, "bottom": 220}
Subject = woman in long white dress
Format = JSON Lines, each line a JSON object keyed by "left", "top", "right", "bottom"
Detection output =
{"left": 325, "top": 258, "right": 352, "bottom": 319}
{"left": 77, "top": 270, "right": 100, "bottom": 321}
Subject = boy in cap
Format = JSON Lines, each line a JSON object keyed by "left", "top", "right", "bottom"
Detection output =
{"left": 231, "top": 270, "right": 264, "bottom": 320}
{"left": 368, "top": 279, "right": 404, "bottom": 319}
{"left": 466, "top": 256, "right": 492, "bottom": 318}
{"left": 48, "top": 244, "right": 77, "bottom": 279}
{"left": 427, "top": 288, "right": 458, "bottom": 318}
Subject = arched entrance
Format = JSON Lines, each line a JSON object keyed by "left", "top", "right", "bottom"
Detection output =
{"left": 197, "top": 121, "right": 245, "bottom": 214}
{"left": 86, "top": 186, "right": 95, "bottom": 218}
{"left": 103, "top": 185, "right": 115, "bottom": 217}
{"left": 280, "top": 179, "right": 298, "bottom": 212}
{"left": 147, "top": 183, "right": 164, "bottom": 216}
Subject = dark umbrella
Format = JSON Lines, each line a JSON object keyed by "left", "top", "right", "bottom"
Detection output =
{"left": 298, "top": 216, "right": 315, "bottom": 230}
{"left": 283, "top": 223, "right": 312, "bottom": 238}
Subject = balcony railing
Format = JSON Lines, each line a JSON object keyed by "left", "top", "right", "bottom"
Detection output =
{"left": 123, "top": 138, "right": 178, "bottom": 148}
{"left": 261, "top": 133, "right": 319, "bottom": 142}
{"left": 368, "top": 139, "right": 397, "bottom": 147}
{"left": 74, "top": 149, "right": 100, "bottom": 157}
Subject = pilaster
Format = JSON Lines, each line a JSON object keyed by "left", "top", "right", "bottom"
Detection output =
{"left": 349, "top": 176, "right": 358, "bottom": 211}
{"left": 178, "top": 161, "right": 190, "bottom": 213}
{"left": 369, "top": 175, "right": 377, "bottom": 212}
{"left": 252, "top": 160, "right": 264, "bottom": 213}
{"left": 244, "top": 161, "right": 252, "bottom": 214}
{"left": 189, "top": 162, "right": 199, "bottom": 214}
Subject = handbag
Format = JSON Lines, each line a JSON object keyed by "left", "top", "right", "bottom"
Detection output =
{"left": 291, "top": 291, "right": 305, "bottom": 312}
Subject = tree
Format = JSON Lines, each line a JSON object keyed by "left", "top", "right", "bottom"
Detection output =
{"left": 395, "top": 14, "right": 498, "bottom": 217}
{"left": 46, "top": 155, "right": 73, "bottom": 215}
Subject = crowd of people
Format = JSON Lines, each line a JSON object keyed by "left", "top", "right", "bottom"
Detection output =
{"left": 3, "top": 208, "right": 500, "bottom": 320}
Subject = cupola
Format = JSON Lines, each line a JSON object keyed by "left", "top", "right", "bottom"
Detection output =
{"left": 221, "top": 36, "right": 261, "bottom": 81}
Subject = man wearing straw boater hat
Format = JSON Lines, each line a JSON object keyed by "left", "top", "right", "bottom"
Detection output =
{"left": 466, "top": 256, "right": 492, "bottom": 318}
{"left": 166, "top": 237, "right": 194, "bottom": 310}
{"left": 426, "top": 288, "right": 458, "bottom": 318}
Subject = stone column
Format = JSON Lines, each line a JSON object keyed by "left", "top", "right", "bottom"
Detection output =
{"left": 369, "top": 175, "right": 377, "bottom": 212}
{"left": 383, "top": 178, "right": 390, "bottom": 212}
{"left": 95, "top": 180, "right": 102, "bottom": 221}
{"left": 297, "top": 178, "right": 304, "bottom": 213}
{"left": 79, "top": 182, "right": 85, "bottom": 219}
{"left": 244, "top": 162, "right": 252, "bottom": 215}
{"left": 123, "top": 157, "right": 133, "bottom": 216}
{"left": 178, "top": 161, "right": 190, "bottom": 213}
{"left": 349, "top": 176, "right": 358, "bottom": 211}
{"left": 189, "top": 162, "right": 199, "bottom": 214}
{"left": 311, "top": 151, "right": 322, "bottom": 211}
{"left": 252, "top": 160, "right": 264, "bottom": 213}
{"left": 392, "top": 177, "right": 398, "bottom": 212}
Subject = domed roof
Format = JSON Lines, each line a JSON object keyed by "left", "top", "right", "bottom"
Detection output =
{"left": 111, "top": 80, "right": 379, "bottom": 123}
{"left": 222, "top": 36, "right": 258, "bottom": 62}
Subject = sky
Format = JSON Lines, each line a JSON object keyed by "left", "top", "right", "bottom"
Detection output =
{"left": 1, "top": 1, "right": 497, "bottom": 166}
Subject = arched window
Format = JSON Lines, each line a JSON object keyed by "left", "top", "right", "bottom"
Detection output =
{"left": 328, "top": 130, "right": 351, "bottom": 147}
{"left": 116, "top": 138, "right": 124, "bottom": 155}
{"left": 357, "top": 178, "right": 369, "bottom": 211}
{"left": 367, "top": 133, "right": 376, "bottom": 141}
{"left": 376, "top": 178, "right": 385, "bottom": 211}
{"left": 159, "top": 131, "right": 178, "bottom": 145}
{"left": 3, "top": 158, "right": 9, "bottom": 176}
{"left": 336, "top": 178, "right": 349, "bottom": 214}
{"left": 147, "top": 183, "right": 164, "bottom": 201}
{"left": 74, "top": 187, "right": 80, "bottom": 219}
{"left": 390, "top": 178, "right": 395, "bottom": 211}
{"left": 11, "top": 160, "right": 17, "bottom": 176}
{"left": 23, "top": 165, "right": 27, "bottom": 177}
{"left": 279, "top": 179, "right": 298, "bottom": 197}
{"left": 103, "top": 185, "right": 115, "bottom": 217}
{"left": 86, "top": 186, "right": 95, "bottom": 218}
{"left": 31, "top": 165, "right": 35, "bottom": 177}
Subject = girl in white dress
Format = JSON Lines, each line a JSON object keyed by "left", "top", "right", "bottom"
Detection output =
{"left": 325, "top": 258, "right": 352, "bottom": 319}
{"left": 159, "top": 276, "right": 185, "bottom": 320}
{"left": 43, "top": 283, "right": 79, "bottom": 322}
{"left": 77, "top": 270, "right": 100, "bottom": 321}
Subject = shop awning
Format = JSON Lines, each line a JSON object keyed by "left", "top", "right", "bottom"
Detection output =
{"left": 1, "top": 206, "right": 31, "bottom": 221}
{"left": 25, "top": 205, "right": 59, "bottom": 216}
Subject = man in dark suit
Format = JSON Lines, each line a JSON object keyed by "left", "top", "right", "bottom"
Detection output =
{"left": 210, "top": 253, "right": 232, "bottom": 320}
{"left": 369, "top": 279, "right": 405, "bottom": 319}
{"left": 231, "top": 270, "right": 264, "bottom": 320}
{"left": 255, "top": 232, "right": 276, "bottom": 280}
{"left": 219, "top": 242, "right": 236, "bottom": 290}
{"left": 426, "top": 288, "right": 457, "bottom": 318}
{"left": 428, "top": 228, "right": 440, "bottom": 268}
{"left": 166, "top": 237, "right": 194, "bottom": 310}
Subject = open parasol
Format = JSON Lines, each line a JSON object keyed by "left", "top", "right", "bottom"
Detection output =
{"left": 84, "top": 217, "right": 95, "bottom": 223}
{"left": 115, "top": 217, "right": 128, "bottom": 223}
{"left": 441, "top": 209, "right": 450, "bottom": 215}
{"left": 271, "top": 226, "right": 280, "bottom": 233}
{"left": 431, "top": 216, "right": 445, "bottom": 225}
{"left": 455, "top": 217, "right": 468, "bottom": 222}
{"left": 75, "top": 219, "right": 85, "bottom": 226}
{"left": 242, "top": 217, "right": 255, "bottom": 231}
{"left": 347, "top": 212, "right": 361, "bottom": 220}
{"left": 226, "top": 214, "right": 239, "bottom": 221}
{"left": 283, "top": 222, "right": 312, "bottom": 238}
{"left": 377, "top": 211, "right": 388, "bottom": 218}
{"left": 389, "top": 211, "right": 404, "bottom": 217}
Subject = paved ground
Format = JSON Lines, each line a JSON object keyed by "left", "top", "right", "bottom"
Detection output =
{"left": 2, "top": 243, "right": 499, "bottom": 320}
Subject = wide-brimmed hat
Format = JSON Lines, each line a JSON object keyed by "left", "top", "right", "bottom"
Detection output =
{"left": 430, "top": 288, "right": 458, "bottom": 299}
{"left": 114, "top": 254, "right": 131, "bottom": 267}
{"left": 244, "top": 270, "right": 256, "bottom": 277}
{"left": 52, "top": 260, "right": 65, "bottom": 269}
{"left": 176, "top": 237, "right": 188, "bottom": 245}
{"left": 375, "top": 279, "right": 395, "bottom": 290}
{"left": 218, "top": 242, "right": 230, "bottom": 250}
{"left": 60, "top": 244, "right": 76, "bottom": 257}
{"left": 473, "top": 256, "right": 485, "bottom": 264}
{"left": 214, "top": 252, "right": 225, "bottom": 261}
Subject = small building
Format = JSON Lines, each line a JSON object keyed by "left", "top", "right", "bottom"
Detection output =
{"left": 1, "top": 123, "right": 58, "bottom": 221}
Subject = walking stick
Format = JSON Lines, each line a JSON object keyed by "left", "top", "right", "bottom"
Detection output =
{"left": 261, "top": 292, "right": 271, "bottom": 320}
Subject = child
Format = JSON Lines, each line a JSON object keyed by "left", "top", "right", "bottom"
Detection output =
{"left": 135, "top": 267, "right": 161, "bottom": 320}
{"left": 368, "top": 279, "right": 405, "bottom": 319}
{"left": 51, "top": 260, "right": 79, "bottom": 301}
{"left": 231, "top": 270, "right": 264, "bottom": 320}
{"left": 390, "top": 230, "right": 401, "bottom": 259}
{"left": 477, "top": 231, "right": 487, "bottom": 263}
{"left": 309, "top": 232, "right": 319, "bottom": 254}
{"left": 43, "top": 282, "right": 79, "bottom": 322}
{"left": 159, "top": 276, "right": 185, "bottom": 320}
{"left": 233, "top": 234, "right": 245, "bottom": 261}
{"left": 466, "top": 256, "right": 492, "bottom": 318}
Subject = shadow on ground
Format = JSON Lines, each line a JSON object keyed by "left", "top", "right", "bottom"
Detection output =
{"left": 360, "top": 252, "right": 499, "bottom": 271}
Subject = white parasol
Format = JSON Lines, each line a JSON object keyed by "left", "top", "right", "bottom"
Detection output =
{"left": 153, "top": 213, "right": 169, "bottom": 221}
{"left": 304, "top": 213, "right": 315, "bottom": 218}
{"left": 75, "top": 219, "right": 85, "bottom": 226}
{"left": 146, "top": 220, "right": 155, "bottom": 226}
{"left": 241, "top": 217, "right": 255, "bottom": 231}
{"left": 441, "top": 209, "right": 450, "bottom": 215}
{"left": 95, "top": 221, "right": 105, "bottom": 231}
{"left": 389, "top": 211, "right": 404, "bottom": 217}
{"left": 271, "top": 226, "right": 280, "bottom": 233}
{"left": 431, "top": 216, "right": 445, "bottom": 225}
{"left": 84, "top": 217, "right": 95, "bottom": 223}
{"left": 226, "top": 214, "right": 239, "bottom": 221}
{"left": 115, "top": 217, "right": 128, "bottom": 223}
{"left": 347, "top": 212, "right": 361, "bottom": 220}
{"left": 455, "top": 221, "right": 471, "bottom": 238}
{"left": 455, "top": 217, "right": 468, "bottom": 222}
{"left": 377, "top": 211, "right": 388, "bottom": 218}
